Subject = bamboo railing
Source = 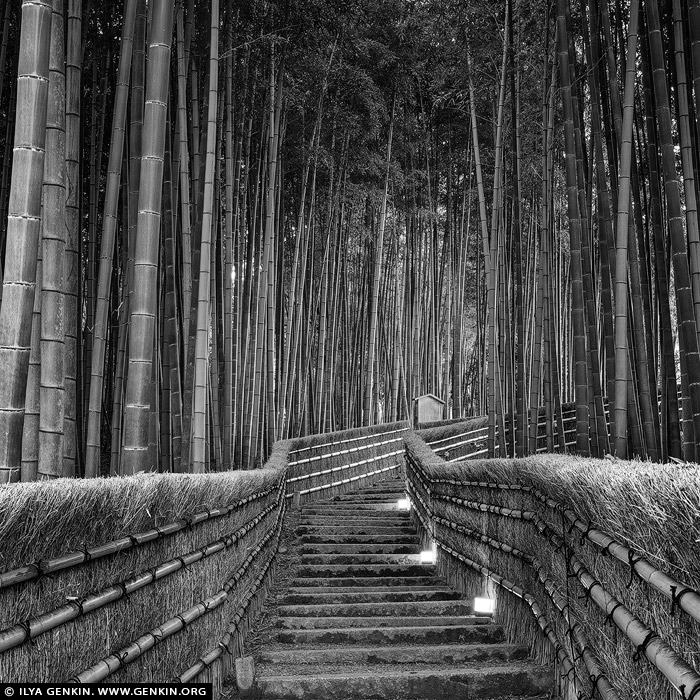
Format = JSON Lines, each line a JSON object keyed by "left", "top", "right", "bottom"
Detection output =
{"left": 404, "top": 433, "right": 700, "bottom": 700}
{"left": 284, "top": 422, "right": 408, "bottom": 505}
{"left": 72, "top": 500, "right": 286, "bottom": 683}
{"left": 423, "top": 405, "right": 583, "bottom": 459}
{"left": 0, "top": 486, "right": 277, "bottom": 590}
{"left": 7, "top": 413, "right": 691, "bottom": 696}
{"left": 0, "top": 422, "right": 409, "bottom": 688}
{"left": 0, "top": 501, "right": 279, "bottom": 652}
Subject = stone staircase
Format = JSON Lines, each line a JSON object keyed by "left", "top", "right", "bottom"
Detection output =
{"left": 254, "top": 477, "right": 553, "bottom": 699}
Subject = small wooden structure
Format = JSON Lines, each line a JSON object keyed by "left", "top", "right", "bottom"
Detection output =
{"left": 413, "top": 393, "right": 445, "bottom": 428}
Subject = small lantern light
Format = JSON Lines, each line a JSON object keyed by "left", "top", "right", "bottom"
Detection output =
{"left": 420, "top": 541, "right": 437, "bottom": 564}
{"left": 397, "top": 497, "right": 411, "bottom": 511}
{"left": 474, "top": 597, "right": 496, "bottom": 615}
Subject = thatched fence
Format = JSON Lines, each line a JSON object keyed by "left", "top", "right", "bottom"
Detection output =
{"left": 0, "top": 422, "right": 408, "bottom": 689}
{"left": 6, "top": 413, "right": 694, "bottom": 700}
{"left": 404, "top": 430, "right": 700, "bottom": 700}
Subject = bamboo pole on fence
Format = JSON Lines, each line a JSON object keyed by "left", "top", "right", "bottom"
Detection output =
{"left": 431, "top": 490, "right": 700, "bottom": 695}
{"left": 408, "top": 445, "right": 700, "bottom": 697}
{"left": 72, "top": 512, "right": 284, "bottom": 683}
{"left": 0, "top": 504, "right": 278, "bottom": 651}
{"left": 0, "top": 486, "right": 278, "bottom": 589}
{"left": 409, "top": 447, "right": 700, "bottom": 626}
{"left": 175, "top": 551, "right": 277, "bottom": 682}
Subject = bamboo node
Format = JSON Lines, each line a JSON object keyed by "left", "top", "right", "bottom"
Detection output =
{"left": 81, "top": 546, "right": 92, "bottom": 564}
{"left": 560, "top": 665, "right": 576, "bottom": 680}
{"left": 115, "top": 581, "right": 131, "bottom": 602}
{"left": 66, "top": 596, "right": 86, "bottom": 617}
{"left": 17, "top": 619, "right": 32, "bottom": 644}
{"left": 605, "top": 602, "right": 622, "bottom": 626}
{"left": 632, "top": 632, "right": 658, "bottom": 662}
{"left": 682, "top": 680, "right": 700, "bottom": 700}
{"left": 32, "top": 559, "right": 48, "bottom": 581}
{"left": 670, "top": 585, "right": 697, "bottom": 617}
{"left": 588, "top": 673, "right": 604, "bottom": 689}
{"left": 627, "top": 549, "right": 641, "bottom": 587}
{"left": 580, "top": 521, "right": 595, "bottom": 545}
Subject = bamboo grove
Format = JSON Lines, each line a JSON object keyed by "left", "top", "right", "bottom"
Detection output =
{"left": 0, "top": 0, "right": 699, "bottom": 480}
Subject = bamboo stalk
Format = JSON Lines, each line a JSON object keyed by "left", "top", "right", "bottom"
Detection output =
{"left": 0, "top": 0, "right": 52, "bottom": 484}
{"left": 363, "top": 95, "right": 395, "bottom": 427}
{"left": 191, "top": 0, "right": 220, "bottom": 472}
{"left": 37, "top": 0, "right": 67, "bottom": 480}
{"left": 122, "top": 0, "right": 175, "bottom": 475}
{"left": 85, "top": 0, "right": 137, "bottom": 477}
{"left": 612, "top": 0, "right": 639, "bottom": 459}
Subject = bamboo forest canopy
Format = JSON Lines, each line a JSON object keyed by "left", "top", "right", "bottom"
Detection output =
{"left": 0, "top": 0, "right": 697, "bottom": 481}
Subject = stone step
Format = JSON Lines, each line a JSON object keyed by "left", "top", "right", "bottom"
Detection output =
{"left": 348, "top": 497, "right": 406, "bottom": 503}
{"left": 329, "top": 487, "right": 403, "bottom": 495}
{"left": 298, "top": 522, "right": 415, "bottom": 532}
{"left": 301, "top": 498, "right": 411, "bottom": 517}
{"left": 275, "top": 622, "right": 505, "bottom": 647}
{"left": 255, "top": 662, "right": 552, "bottom": 699}
{"left": 301, "top": 507, "right": 409, "bottom": 514}
{"left": 316, "top": 491, "right": 403, "bottom": 498}
{"left": 279, "top": 588, "right": 460, "bottom": 605}
{"left": 249, "top": 475, "right": 553, "bottom": 700}
{"left": 290, "top": 575, "right": 445, "bottom": 588}
{"left": 278, "top": 615, "right": 490, "bottom": 630}
{"left": 286, "top": 584, "right": 448, "bottom": 594}
{"left": 297, "top": 525, "right": 416, "bottom": 536}
{"left": 331, "top": 490, "right": 406, "bottom": 494}
{"left": 295, "top": 563, "right": 435, "bottom": 578}
{"left": 301, "top": 507, "right": 401, "bottom": 515}
{"left": 302, "top": 503, "right": 401, "bottom": 512}
{"left": 260, "top": 642, "right": 528, "bottom": 665}
{"left": 327, "top": 496, "right": 405, "bottom": 504}
{"left": 300, "top": 543, "right": 421, "bottom": 554}
{"left": 299, "top": 533, "right": 418, "bottom": 545}
{"left": 300, "top": 553, "right": 422, "bottom": 565}
{"left": 299, "top": 515, "right": 412, "bottom": 525}
{"left": 277, "top": 600, "right": 473, "bottom": 618}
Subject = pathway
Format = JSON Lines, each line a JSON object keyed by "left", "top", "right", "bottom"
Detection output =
{"left": 252, "top": 476, "right": 552, "bottom": 699}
